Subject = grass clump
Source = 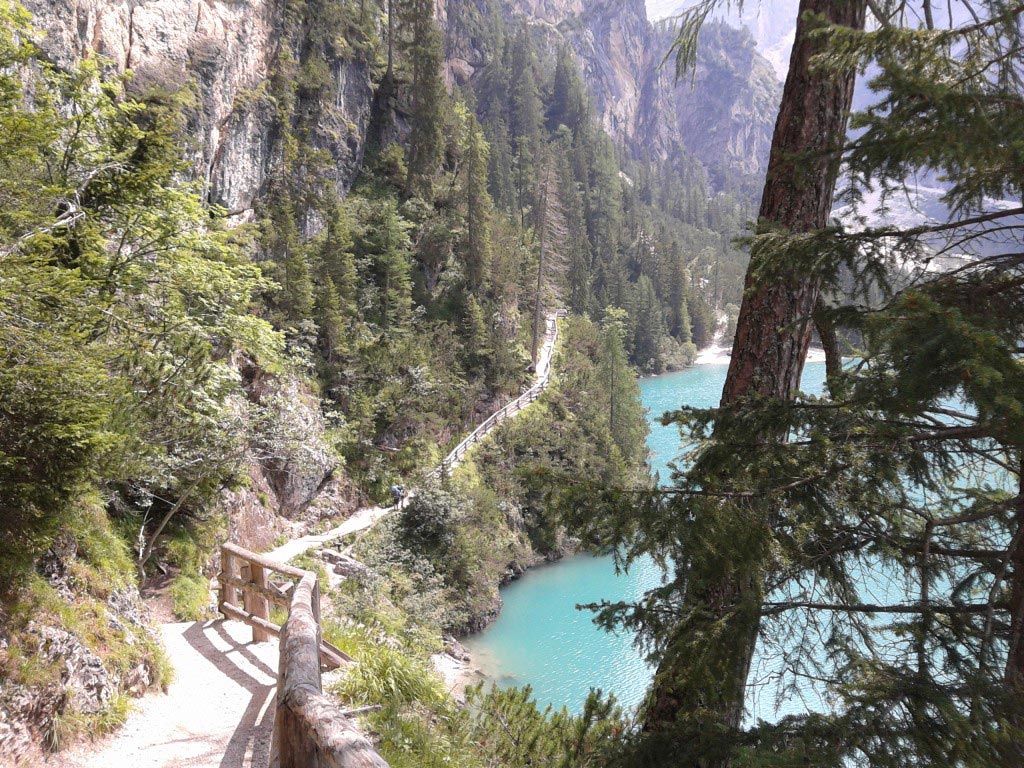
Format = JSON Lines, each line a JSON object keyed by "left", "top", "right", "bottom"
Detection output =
{"left": 328, "top": 623, "right": 443, "bottom": 709}
{"left": 45, "top": 693, "right": 131, "bottom": 752}
{"left": 0, "top": 494, "right": 169, "bottom": 751}
{"left": 169, "top": 573, "right": 213, "bottom": 621}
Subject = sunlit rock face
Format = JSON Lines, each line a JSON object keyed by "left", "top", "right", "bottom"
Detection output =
{"left": 26, "top": 0, "right": 780, "bottom": 203}
{"left": 23, "top": 0, "right": 372, "bottom": 222}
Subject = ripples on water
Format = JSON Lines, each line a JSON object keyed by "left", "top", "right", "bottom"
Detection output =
{"left": 463, "top": 362, "right": 830, "bottom": 715}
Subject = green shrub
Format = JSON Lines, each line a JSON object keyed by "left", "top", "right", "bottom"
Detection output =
{"left": 367, "top": 705, "right": 483, "bottom": 768}
{"left": 168, "top": 573, "right": 212, "bottom": 621}
{"left": 327, "top": 624, "right": 443, "bottom": 708}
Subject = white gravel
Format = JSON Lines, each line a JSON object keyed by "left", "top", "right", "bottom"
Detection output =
{"left": 56, "top": 620, "right": 279, "bottom": 768}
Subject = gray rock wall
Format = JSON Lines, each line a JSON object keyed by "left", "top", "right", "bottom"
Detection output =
{"left": 441, "top": 0, "right": 780, "bottom": 186}
{"left": 24, "top": 0, "right": 373, "bottom": 222}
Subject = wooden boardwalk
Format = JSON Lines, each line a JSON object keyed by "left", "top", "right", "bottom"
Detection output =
{"left": 264, "top": 311, "right": 561, "bottom": 565}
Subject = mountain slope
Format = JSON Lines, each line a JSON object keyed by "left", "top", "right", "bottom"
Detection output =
{"left": 442, "top": 0, "right": 781, "bottom": 190}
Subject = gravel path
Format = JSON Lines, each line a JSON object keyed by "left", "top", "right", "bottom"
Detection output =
{"left": 60, "top": 314, "right": 563, "bottom": 767}
{"left": 262, "top": 504, "right": 390, "bottom": 565}
{"left": 57, "top": 621, "right": 279, "bottom": 768}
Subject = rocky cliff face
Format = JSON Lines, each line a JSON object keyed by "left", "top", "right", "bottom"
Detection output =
{"left": 24, "top": 0, "right": 778, "bottom": 218}
{"left": 24, "top": 0, "right": 373, "bottom": 223}
{"left": 442, "top": 0, "right": 781, "bottom": 188}
{"left": 644, "top": 22, "right": 780, "bottom": 189}
{"left": 18, "top": 0, "right": 373, "bottom": 551}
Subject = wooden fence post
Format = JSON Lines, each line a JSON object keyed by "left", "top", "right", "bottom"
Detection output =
{"left": 246, "top": 562, "right": 271, "bottom": 642}
{"left": 312, "top": 579, "right": 322, "bottom": 649}
{"left": 219, "top": 546, "right": 236, "bottom": 614}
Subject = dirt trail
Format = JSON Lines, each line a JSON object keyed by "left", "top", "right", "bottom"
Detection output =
{"left": 57, "top": 621, "right": 278, "bottom": 768}
{"left": 264, "top": 312, "right": 561, "bottom": 566}
{"left": 62, "top": 313, "right": 563, "bottom": 767}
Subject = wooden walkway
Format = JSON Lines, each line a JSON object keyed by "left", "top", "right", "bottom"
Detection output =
{"left": 264, "top": 311, "right": 562, "bottom": 565}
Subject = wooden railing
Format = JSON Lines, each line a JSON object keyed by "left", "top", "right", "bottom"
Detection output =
{"left": 434, "top": 310, "right": 565, "bottom": 477}
{"left": 218, "top": 543, "right": 388, "bottom": 767}
{"left": 214, "top": 311, "right": 567, "bottom": 766}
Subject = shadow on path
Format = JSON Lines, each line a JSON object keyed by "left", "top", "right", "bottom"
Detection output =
{"left": 182, "top": 620, "right": 277, "bottom": 768}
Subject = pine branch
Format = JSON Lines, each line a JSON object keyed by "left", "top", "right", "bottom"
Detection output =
{"left": 762, "top": 600, "right": 1000, "bottom": 616}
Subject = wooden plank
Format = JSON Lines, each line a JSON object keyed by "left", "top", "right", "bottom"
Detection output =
{"left": 221, "top": 588, "right": 349, "bottom": 669}
{"left": 221, "top": 601, "right": 282, "bottom": 638}
{"left": 248, "top": 562, "right": 271, "bottom": 643}
{"left": 276, "top": 571, "right": 387, "bottom": 768}
{"left": 320, "top": 639, "right": 355, "bottom": 666}
{"left": 218, "top": 574, "right": 291, "bottom": 609}
{"left": 219, "top": 547, "right": 236, "bottom": 613}
{"left": 222, "top": 541, "right": 308, "bottom": 579}
{"left": 284, "top": 687, "right": 389, "bottom": 768}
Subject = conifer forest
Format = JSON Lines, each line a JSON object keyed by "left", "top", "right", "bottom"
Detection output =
{"left": 0, "top": 0, "right": 1022, "bottom": 765}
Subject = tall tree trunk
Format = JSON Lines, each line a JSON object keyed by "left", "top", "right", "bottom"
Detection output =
{"left": 813, "top": 297, "right": 844, "bottom": 398}
{"left": 386, "top": 0, "right": 394, "bottom": 83}
{"left": 643, "top": 0, "right": 866, "bottom": 762}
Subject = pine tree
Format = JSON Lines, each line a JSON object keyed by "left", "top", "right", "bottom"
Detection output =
{"left": 548, "top": 45, "right": 588, "bottom": 134}
{"left": 458, "top": 104, "right": 494, "bottom": 290}
{"left": 508, "top": 26, "right": 545, "bottom": 228}
{"left": 401, "top": 0, "right": 446, "bottom": 197}
{"left": 631, "top": 274, "right": 666, "bottom": 373}
{"left": 572, "top": 1, "right": 1024, "bottom": 765}
{"left": 599, "top": 308, "right": 646, "bottom": 468}
{"left": 358, "top": 199, "right": 412, "bottom": 335}
{"left": 642, "top": 0, "right": 869, "bottom": 753}
{"left": 461, "top": 293, "right": 491, "bottom": 375}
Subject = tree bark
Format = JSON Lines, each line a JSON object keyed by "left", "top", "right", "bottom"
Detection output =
{"left": 721, "top": 0, "right": 864, "bottom": 407}
{"left": 643, "top": 0, "right": 866, "bottom": 761}
{"left": 813, "top": 297, "right": 844, "bottom": 397}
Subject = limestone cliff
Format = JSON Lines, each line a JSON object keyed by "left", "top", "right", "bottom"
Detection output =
{"left": 23, "top": 0, "right": 779, "bottom": 219}
{"left": 23, "top": 0, "right": 373, "bottom": 223}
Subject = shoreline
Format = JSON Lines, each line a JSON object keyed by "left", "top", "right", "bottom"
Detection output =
{"left": 431, "top": 648, "right": 489, "bottom": 699}
{"left": 430, "top": 551, "right": 583, "bottom": 699}
{"left": 641, "top": 342, "right": 830, "bottom": 379}
{"left": 444, "top": 341, "right": 834, "bottom": 702}
{"left": 693, "top": 343, "right": 828, "bottom": 367}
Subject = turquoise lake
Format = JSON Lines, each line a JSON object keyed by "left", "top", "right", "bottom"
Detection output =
{"left": 463, "top": 360, "right": 830, "bottom": 715}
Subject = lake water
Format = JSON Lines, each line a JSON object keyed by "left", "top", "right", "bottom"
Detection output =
{"left": 463, "top": 361, "right": 830, "bottom": 715}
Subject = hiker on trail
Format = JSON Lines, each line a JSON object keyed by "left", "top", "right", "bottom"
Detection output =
{"left": 390, "top": 484, "right": 405, "bottom": 507}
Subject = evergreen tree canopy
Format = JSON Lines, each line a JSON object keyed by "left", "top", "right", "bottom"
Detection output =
{"left": 572, "top": 1, "right": 1024, "bottom": 765}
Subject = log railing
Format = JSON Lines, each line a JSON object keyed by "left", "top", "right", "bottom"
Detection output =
{"left": 218, "top": 543, "right": 388, "bottom": 767}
